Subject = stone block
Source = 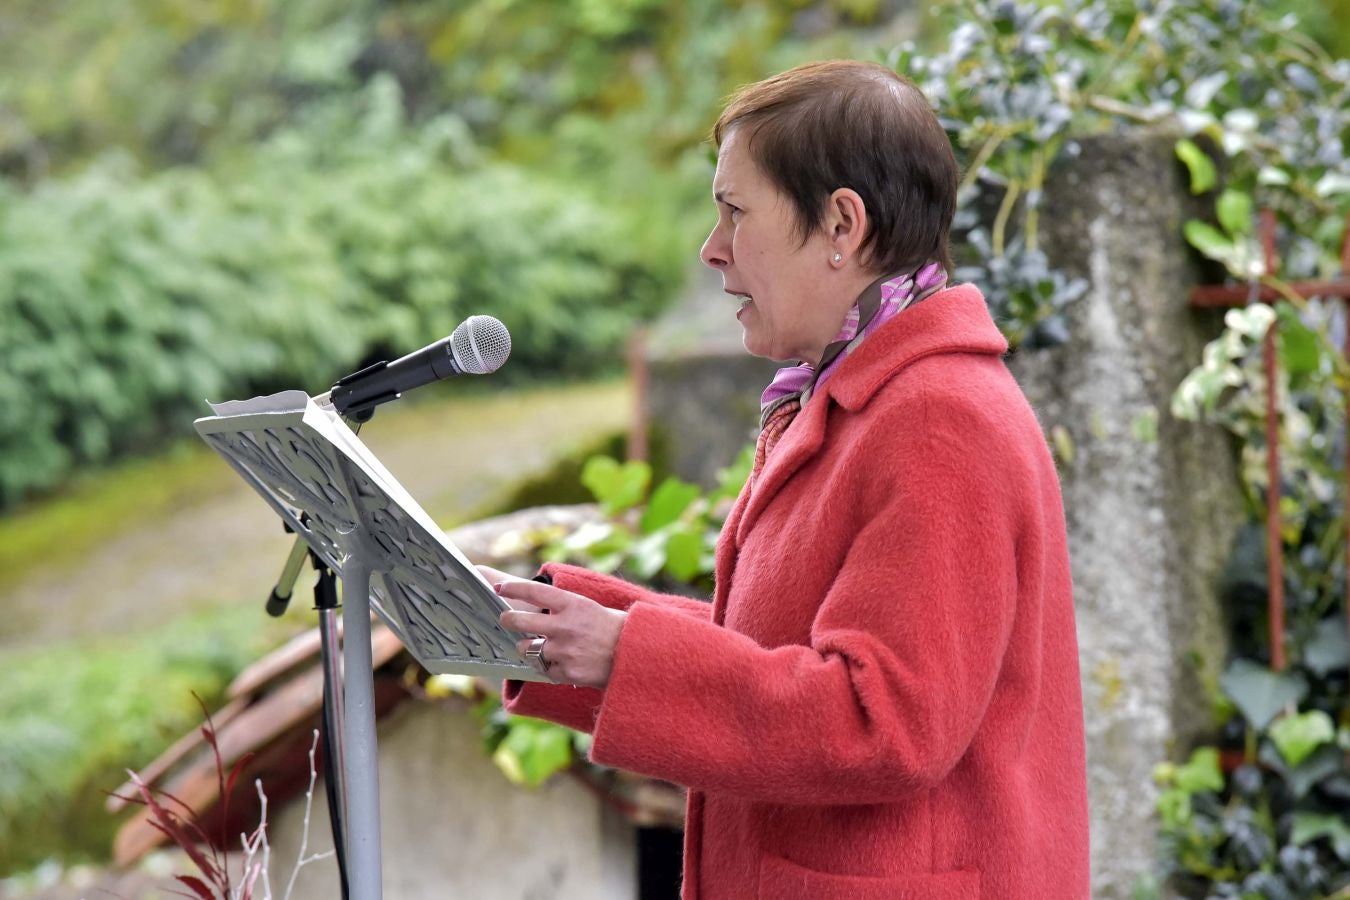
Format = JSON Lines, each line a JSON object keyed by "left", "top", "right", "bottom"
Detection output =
{"left": 1011, "top": 127, "right": 1239, "bottom": 897}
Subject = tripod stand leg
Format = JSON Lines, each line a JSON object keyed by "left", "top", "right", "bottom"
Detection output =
{"left": 317, "top": 596, "right": 350, "bottom": 899}
{"left": 339, "top": 557, "right": 383, "bottom": 899}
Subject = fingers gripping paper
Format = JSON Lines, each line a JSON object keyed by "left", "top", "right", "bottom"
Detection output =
{"left": 194, "top": 390, "right": 549, "bottom": 683}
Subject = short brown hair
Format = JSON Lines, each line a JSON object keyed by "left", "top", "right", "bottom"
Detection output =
{"left": 713, "top": 59, "right": 958, "bottom": 277}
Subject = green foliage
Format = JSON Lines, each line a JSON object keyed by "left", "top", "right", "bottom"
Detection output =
{"left": 478, "top": 426, "right": 675, "bottom": 521}
{"left": 0, "top": 610, "right": 289, "bottom": 874}
{"left": 581, "top": 456, "right": 654, "bottom": 516}
{"left": 468, "top": 445, "right": 751, "bottom": 788}
{"left": 0, "top": 0, "right": 875, "bottom": 177}
{"left": 1290, "top": 813, "right": 1350, "bottom": 864}
{"left": 899, "top": 0, "right": 1349, "bottom": 358}
{"left": 422, "top": 675, "right": 593, "bottom": 789}
{"left": 1218, "top": 658, "right": 1309, "bottom": 733}
{"left": 0, "top": 79, "right": 679, "bottom": 508}
{"left": 1176, "top": 139, "right": 1219, "bottom": 194}
{"left": 481, "top": 709, "right": 585, "bottom": 789}
{"left": 545, "top": 446, "right": 750, "bottom": 590}
{"left": 1268, "top": 711, "right": 1337, "bottom": 768}
{"left": 1152, "top": 714, "right": 1350, "bottom": 897}
{"left": 0, "top": 0, "right": 896, "bottom": 509}
{"left": 1153, "top": 5, "right": 1349, "bottom": 885}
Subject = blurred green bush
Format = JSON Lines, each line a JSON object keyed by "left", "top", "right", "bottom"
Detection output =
{"left": 0, "top": 78, "right": 681, "bottom": 508}
{"left": 0, "top": 608, "right": 291, "bottom": 874}
{"left": 0, "top": 0, "right": 905, "bottom": 509}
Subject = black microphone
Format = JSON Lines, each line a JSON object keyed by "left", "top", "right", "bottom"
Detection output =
{"left": 327, "top": 315, "right": 512, "bottom": 416}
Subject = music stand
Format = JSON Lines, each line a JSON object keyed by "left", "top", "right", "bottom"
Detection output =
{"left": 195, "top": 390, "right": 550, "bottom": 900}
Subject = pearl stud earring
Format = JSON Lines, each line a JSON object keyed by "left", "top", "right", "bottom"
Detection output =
{"left": 832, "top": 252, "right": 843, "bottom": 264}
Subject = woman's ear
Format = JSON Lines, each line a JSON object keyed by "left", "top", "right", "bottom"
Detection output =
{"left": 826, "top": 187, "right": 868, "bottom": 264}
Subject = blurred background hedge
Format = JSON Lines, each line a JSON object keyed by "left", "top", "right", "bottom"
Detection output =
{"left": 2, "top": 0, "right": 1342, "bottom": 509}
{"left": 0, "top": 80, "right": 678, "bottom": 506}
{"left": 0, "top": 0, "right": 890, "bottom": 509}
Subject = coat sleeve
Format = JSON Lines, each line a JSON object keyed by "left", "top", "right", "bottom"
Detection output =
{"left": 501, "top": 562, "right": 713, "bottom": 732}
{"left": 585, "top": 421, "right": 1023, "bottom": 804}
{"left": 540, "top": 562, "right": 715, "bottom": 619}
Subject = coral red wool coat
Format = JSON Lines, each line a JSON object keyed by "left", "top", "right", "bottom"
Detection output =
{"left": 505, "top": 284, "right": 1090, "bottom": 899}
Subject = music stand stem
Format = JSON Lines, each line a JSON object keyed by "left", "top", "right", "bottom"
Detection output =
{"left": 265, "top": 407, "right": 381, "bottom": 898}
{"left": 336, "top": 554, "right": 383, "bottom": 899}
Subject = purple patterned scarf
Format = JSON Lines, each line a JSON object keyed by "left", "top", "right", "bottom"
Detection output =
{"left": 759, "top": 261, "right": 948, "bottom": 428}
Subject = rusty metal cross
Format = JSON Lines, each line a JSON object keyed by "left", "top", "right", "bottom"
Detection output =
{"left": 1188, "top": 209, "right": 1350, "bottom": 672}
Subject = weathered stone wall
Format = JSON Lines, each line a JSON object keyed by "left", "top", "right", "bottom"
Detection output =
{"left": 269, "top": 702, "right": 637, "bottom": 900}
{"left": 1014, "top": 127, "right": 1241, "bottom": 897}
{"left": 644, "top": 128, "right": 1242, "bottom": 897}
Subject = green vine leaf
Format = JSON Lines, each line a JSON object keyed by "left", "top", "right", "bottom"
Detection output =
{"left": 639, "top": 477, "right": 701, "bottom": 533}
{"left": 1303, "top": 616, "right": 1350, "bottom": 676}
{"left": 662, "top": 526, "right": 705, "bottom": 582}
{"left": 1183, "top": 72, "right": 1229, "bottom": 110}
{"left": 1275, "top": 307, "right": 1321, "bottom": 377}
{"left": 1314, "top": 172, "right": 1350, "bottom": 198}
{"left": 1258, "top": 742, "right": 1344, "bottom": 800}
{"left": 492, "top": 716, "right": 574, "bottom": 787}
{"left": 1182, "top": 220, "right": 1236, "bottom": 263}
{"left": 1224, "top": 303, "right": 1277, "bottom": 339}
{"left": 1174, "top": 746, "right": 1224, "bottom": 794}
{"left": 1256, "top": 166, "right": 1291, "bottom": 186}
{"left": 1268, "top": 709, "right": 1336, "bottom": 767}
{"left": 581, "top": 456, "right": 651, "bottom": 514}
{"left": 1289, "top": 812, "right": 1350, "bottom": 863}
{"left": 1154, "top": 788, "right": 1192, "bottom": 830}
{"left": 1219, "top": 658, "right": 1308, "bottom": 731}
{"left": 710, "top": 445, "right": 754, "bottom": 504}
{"left": 1174, "top": 139, "right": 1217, "bottom": 194}
{"left": 628, "top": 531, "right": 668, "bottom": 580}
{"left": 1215, "top": 188, "right": 1253, "bottom": 236}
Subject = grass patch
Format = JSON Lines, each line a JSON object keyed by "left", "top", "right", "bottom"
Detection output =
{"left": 0, "top": 377, "right": 633, "bottom": 592}
{"left": 0, "top": 443, "right": 229, "bottom": 592}
{"left": 0, "top": 606, "right": 295, "bottom": 876}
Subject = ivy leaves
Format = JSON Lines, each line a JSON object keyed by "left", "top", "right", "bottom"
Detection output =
{"left": 1219, "top": 659, "right": 1308, "bottom": 733}
{"left": 547, "top": 447, "right": 750, "bottom": 585}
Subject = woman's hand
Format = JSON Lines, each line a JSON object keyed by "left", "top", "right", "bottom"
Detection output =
{"left": 475, "top": 565, "right": 537, "bottom": 612}
{"left": 478, "top": 567, "right": 627, "bottom": 689}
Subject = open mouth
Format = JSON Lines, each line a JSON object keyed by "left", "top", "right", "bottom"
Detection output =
{"left": 726, "top": 290, "right": 753, "bottom": 310}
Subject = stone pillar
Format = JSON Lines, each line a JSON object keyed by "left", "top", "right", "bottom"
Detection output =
{"left": 1010, "top": 128, "right": 1240, "bottom": 897}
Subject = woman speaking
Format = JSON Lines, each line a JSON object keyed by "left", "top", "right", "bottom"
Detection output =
{"left": 479, "top": 59, "right": 1089, "bottom": 899}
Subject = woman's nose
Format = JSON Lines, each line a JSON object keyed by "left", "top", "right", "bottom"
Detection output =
{"left": 700, "top": 224, "right": 730, "bottom": 270}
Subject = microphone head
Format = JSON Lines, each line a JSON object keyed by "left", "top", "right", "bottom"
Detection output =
{"left": 450, "top": 315, "right": 512, "bottom": 375}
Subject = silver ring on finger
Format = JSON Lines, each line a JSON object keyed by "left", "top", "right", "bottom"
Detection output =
{"left": 524, "top": 636, "right": 551, "bottom": 673}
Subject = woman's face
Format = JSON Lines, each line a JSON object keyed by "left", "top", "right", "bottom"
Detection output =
{"left": 699, "top": 128, "right": 849, "bottom": 365}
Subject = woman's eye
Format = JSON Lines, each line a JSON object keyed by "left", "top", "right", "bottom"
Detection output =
{"left": 728, "top": 206, "right": 742, "bottom": 220}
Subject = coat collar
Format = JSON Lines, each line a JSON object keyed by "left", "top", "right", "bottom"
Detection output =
{"left": 819, "top": 282, "right": 1008, "bottom": 411}
{"left": 733, "top": 283, "right": 1007, "bottom": 547}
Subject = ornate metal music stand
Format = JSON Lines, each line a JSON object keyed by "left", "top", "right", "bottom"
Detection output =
{"left": 195, "top": 390, "right": 549, "bottom": 900}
